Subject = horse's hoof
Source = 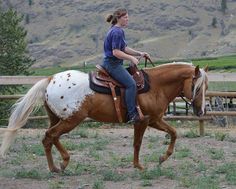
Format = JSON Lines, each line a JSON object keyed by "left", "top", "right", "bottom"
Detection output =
{"left": 159, "top": 156, "right": 165, "bottom": 165}
{"left": 50, "top": 166, "right": 61, "bottom": 173}
{"left": 134, "top": 164, "right": 145, "bottom": 170}
{"left": 60, "top": 162, "right": 66, "bottom": 171}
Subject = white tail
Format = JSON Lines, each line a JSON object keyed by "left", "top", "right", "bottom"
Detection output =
{"left": 0, "top": 78, "right": 50, "bottom": 157}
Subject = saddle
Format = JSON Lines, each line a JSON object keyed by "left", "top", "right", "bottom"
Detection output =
{"left": 89, "top": 64, "right": 150, "bottom": 123}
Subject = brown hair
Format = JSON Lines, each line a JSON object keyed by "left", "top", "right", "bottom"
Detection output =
{"left": 106, "top": 8, "right": 127, "bottom": 25}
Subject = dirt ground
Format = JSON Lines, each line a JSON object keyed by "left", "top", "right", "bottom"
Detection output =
{"left": 0, "top": 124, "right": 236, "bottom": 189}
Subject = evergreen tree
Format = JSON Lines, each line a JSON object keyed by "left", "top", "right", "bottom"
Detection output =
{"left": 0, "top": 7, "right": 35, "bottom": 125}
{"left": 0, "top": 8, "right": 34, "bottom": 77}
{"left": 221, "top": 0, "right": 227, "bottom": 14}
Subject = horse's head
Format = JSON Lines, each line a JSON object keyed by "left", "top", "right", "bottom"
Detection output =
{"left": 183, "top": 65, "right": 208, "bottom": 116}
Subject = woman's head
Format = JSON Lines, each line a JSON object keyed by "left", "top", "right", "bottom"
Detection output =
{"left": 106, "top": 8, "right": 128, "bottom": 27}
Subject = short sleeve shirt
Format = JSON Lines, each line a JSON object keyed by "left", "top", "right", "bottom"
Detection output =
{"left": 103, "top": 26, "right": 127, "bottom": 59}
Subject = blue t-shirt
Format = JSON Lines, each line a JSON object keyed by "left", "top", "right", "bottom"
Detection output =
{"left": 103, "top": 26, "right": 127, "bottom": 60}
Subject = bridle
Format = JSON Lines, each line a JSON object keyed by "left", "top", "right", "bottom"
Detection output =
{"left": 180, "top": 72, "right": 203, "bottom": 107}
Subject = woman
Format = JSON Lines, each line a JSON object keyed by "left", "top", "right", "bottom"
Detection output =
{"left": 102, "top": 8, "right": 150, "bottom": 124}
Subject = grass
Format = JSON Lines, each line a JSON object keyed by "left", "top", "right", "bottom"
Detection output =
{"left": 214, "top": 132, "right": 228, "bottom": 141}
{"left": 30, "top": 55, "right": 236, "bottom": 76}
{"left": 48, "top": 180, "right": 65, "bottom": 189}
{"left": 174, "top": 147, "right": 192, "bottom": 159}
{"left": 15, "top": 168, "right": 48, "bottom": 180}
{"left": 92, "top": 179, "right": 105, "bottom": 189}
{"left": 182, "top": 129, "right": 200, "bottom": 138}
{"left": 208, "top": 148, "right": 224, "bottom": 160}
{"left": 100, "top": 169, "right": 126, "bottom": 182}
{"left": 192, "top": 55, "right": 236, "bottom": 71}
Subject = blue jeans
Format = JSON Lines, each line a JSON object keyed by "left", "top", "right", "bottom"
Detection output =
{"left": 102, "top": 58, "right": 137, "bottom": 119}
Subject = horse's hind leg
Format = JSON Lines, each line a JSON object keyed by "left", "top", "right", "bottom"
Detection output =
{"left": 149, "top": 119, "right": 177, "bottom": 164}
{"left": 44, "top": 103, "right": 60, "bottom": 128}
{"left": 43, "top": 105, "right": 86, "bottom": 172}
{"left": 43, "top": 114, "right": 85, "bottom": 172}
{"left": 42, "top": 103, "right": 61, "bottom": 172}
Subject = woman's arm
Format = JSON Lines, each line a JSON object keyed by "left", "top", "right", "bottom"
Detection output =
{"left": 113, "top": 49, "right": 139, "bottom": 65}
{"left": 125, "top": 47, "right": 150, "bottom": 58}
{"left": 125, "top": 47, "right": 141, "bottom": 56}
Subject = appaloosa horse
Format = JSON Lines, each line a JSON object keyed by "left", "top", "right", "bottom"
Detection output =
{"left": 0, "top": 62, "right": 208, "bottom": 172}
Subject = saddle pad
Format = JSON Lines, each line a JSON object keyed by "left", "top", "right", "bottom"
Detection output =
{"left": 89, "top": 69, "right": 150, "bottom": 95}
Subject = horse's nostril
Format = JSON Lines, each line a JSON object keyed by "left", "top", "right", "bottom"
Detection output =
{"left": 197, "top": 110, "right": 203, "bottom": 117}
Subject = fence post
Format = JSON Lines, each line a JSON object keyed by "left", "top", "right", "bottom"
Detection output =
{"left": 199, "top": 120, "right": 204, "bottom": 136}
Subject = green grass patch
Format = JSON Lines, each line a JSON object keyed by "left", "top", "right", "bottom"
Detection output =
{"left": 30, "top": 55, "right": 236, "bottom": 76}
{"left": 92, "top": 179, "right": 105, "bottom": 189}
{"left": 61, "top": 140, "right": 79, "bottom": 151}
{"left": 182, "top": 129, "right": 200, "bottom": 138}
{"left": 174, "top": 147, "right": 192, "bottom": 159}
{"left": 108, "top": 153, "right": 132, "bottom": 168}
{"left": 208, "top": 148, "right": 224, "bottom": 160}
{"left": 100, "top": 169, "right": 126, "bottom": 182}
{"left": 209, "top": 81, "right": 236, "bottom": 91}
{"left": 139, "top": 166, "right": 175, "bottom": 180}
{"left": 141, "top": 179, "right": 153, "bottom": 187}
{"left": 48, "top": 180, "right": 65, "bottom": 189}
{"left": 214, "top": 132, "right": 228, "bottom": 141}
{"left": 192, "top": 55, "right": 236, "bottom": 71}
{"left": 216, "top": 163, "right": 236, "bottom": 185}
{"left": 15, "top": 168, "right": 48, "bottom": 180}
{"left": 73, "top": 162, "right": 97, "bottom": 176}
{"left": 191, "top": 175, "right": 220, "bottom": 189}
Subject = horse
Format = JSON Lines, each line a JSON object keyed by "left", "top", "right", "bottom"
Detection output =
{"left": 0, "top": 62, "right": 208, "bottom": 172}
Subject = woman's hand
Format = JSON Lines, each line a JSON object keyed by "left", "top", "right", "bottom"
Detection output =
{"left": 140, "top": 52, "right": 151, "bottom": 59}
{"left": 130, "top": 56, "right": 139, "bottom": 65}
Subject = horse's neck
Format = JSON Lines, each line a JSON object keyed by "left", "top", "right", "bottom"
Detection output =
{"left": 147, "top": 66, "right": 193, "bottom": 101}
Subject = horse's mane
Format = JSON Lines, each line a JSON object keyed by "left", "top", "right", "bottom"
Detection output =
{"left": 160, "top": 61, "right": 194, "bottom": 66}
{"left": 144, "top": 62, "right": 194, "bottom": 70}
{"left": 192, "top": 68, "right": 207, "bottom": 99}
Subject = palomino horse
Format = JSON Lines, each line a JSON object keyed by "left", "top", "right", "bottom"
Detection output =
{"left": 0, "top": 62, "right": 208, "bottom": 172}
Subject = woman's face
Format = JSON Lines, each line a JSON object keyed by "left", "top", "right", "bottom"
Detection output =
{"left": 118, "top": 13, "right": 129, "bottom": 27}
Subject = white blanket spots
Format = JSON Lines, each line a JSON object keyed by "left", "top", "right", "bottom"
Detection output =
{"left": 45, "top": 70, "right": 94, "bottom": 119}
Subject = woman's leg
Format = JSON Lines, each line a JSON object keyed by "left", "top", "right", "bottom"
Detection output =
{"left": 103, "top": 62, "right": 137, "bottom": 118}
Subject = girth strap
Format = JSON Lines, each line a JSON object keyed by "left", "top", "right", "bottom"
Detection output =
{"left": 108, "top": 82, "right": 123, "bottom": 122}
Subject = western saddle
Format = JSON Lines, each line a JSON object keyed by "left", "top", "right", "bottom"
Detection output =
{"left": 89, "top": 56, "right": 154, "bottom": 123}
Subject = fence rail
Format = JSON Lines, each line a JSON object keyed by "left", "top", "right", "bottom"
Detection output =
{"left": 1, "top": 74, "right": 236, "bottom": 136}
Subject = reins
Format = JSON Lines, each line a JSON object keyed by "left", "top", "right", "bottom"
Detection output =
{"left": 180, "top": 94, "right": 192, "bottom": 106}
{"left": 137, "top": 55, "right": 155, "bottom": 67}
{"left": 144, "top": 55, "right": 155, "bottom": 67}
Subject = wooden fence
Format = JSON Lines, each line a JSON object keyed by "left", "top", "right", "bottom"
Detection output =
{"left": 1, "top": 73, "right": 236, "bottom": 136}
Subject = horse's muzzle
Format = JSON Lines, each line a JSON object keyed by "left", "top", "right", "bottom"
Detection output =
{"left": 197, "top": 110, "right": 203, "bottom": 117}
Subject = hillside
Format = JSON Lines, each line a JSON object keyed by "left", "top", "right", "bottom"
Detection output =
{"left": 3, "top": 0, "right": 236, "bottom": 68}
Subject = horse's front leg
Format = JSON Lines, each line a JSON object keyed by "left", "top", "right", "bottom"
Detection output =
{"left": 149, "top": 119, "right": 177, "bottom": 164}
{"left": 133, "top": 122, "right": 148, "bottom": 170}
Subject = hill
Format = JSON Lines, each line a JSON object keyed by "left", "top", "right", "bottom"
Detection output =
{"left": 3, "top": 0, "right": 236, "bottom": 68}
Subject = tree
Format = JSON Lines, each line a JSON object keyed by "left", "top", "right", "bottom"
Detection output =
{"left": 221, "top": 0, "right": 227, "bottom": 14}
{"left": 0, "top": 8, "right": 34, "bottom": 77}
{"left": 211, "top": 17, "right": 217, "bottom": 28}
{"left": 0, "top": 7, "right": 35, "bottom": 125}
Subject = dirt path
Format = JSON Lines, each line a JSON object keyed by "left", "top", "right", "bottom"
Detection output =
{"left": 0, "top": 126, "right": 236, "bottom": 189}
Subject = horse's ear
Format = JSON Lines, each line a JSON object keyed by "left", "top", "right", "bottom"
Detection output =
{"left": 195, "top": 65, "right": 200, "bottom": 77}
{"left": 204, "top": 65, "right": 209, "bottom": 72}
